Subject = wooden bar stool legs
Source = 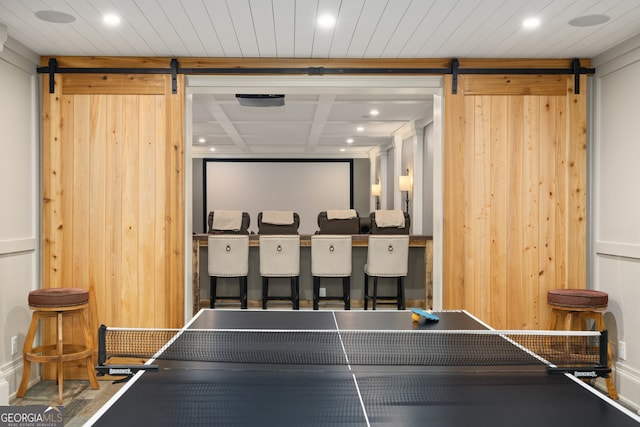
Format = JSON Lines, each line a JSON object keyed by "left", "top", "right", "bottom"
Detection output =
{"left": 17, "top": 288, "right": 99, "bottom": 404}
{"left": 547, "top": 289, "right": 618, "bottom": 400}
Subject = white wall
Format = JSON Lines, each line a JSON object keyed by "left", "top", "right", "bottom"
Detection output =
{"left": 592, "top": 34, "right": 640, "bottom": 412}
{"left": 0, "top": 39, "right": 39, "bottom": 404}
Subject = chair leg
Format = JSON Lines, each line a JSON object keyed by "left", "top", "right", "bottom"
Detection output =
{"left": 372, "top": 277, "right": 378, "bottom": 310}
{"left": 397, "top": 277, "right": 405, "bottom": 310}
{"left": 56, "top": 311, "right": 64, "bottom": 403}
{"left": 313, "top": 277, "right": 320, "bottom": 310}
{"left": 17, "top": 312, "right": 41, "bottom": 398}
{"left": 209, "top": 276, "right": 217, "bottom": 309}
{"left": 240, "top": 276, "right": 248, "bottom": 309}
{"left": 548, "top": 309, "right": 559, "bottom": 330}
{"left": 343, "top": 277, "right": 350, "bottom": 310}
{"left": 292, "top": 277, "right": 300, "bottom": 310}
{"left": 262, "top": 277, "right": 269, "bottom": 309}
{"left": 364, "top": 274, "right": 369, "bottom": 310}
{"left": 78, "top": 310, "right": 99, "bottom": 391}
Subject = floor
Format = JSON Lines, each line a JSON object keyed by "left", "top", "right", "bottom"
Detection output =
{"left": 10, "top": 379, "right": 124, "bottom": 426}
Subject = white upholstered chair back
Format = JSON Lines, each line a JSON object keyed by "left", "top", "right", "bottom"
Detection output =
{"left": 311, "top": 235, "right": 352, "bottom": 277}
{"left": 364, "top": 235, "right": 409, "bottom": 277}
{"left": 259, "top": 235, "right": 300, "bottom": 277}
{"left": 208, "top": 235, "right": 249, "bottom": 277}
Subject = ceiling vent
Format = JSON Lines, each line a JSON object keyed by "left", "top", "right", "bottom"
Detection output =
{"left": 236, "top": 94, "right": 285, "bottom": 107}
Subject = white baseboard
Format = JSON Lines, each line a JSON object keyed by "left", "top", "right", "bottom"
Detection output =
{"left": 0, "top": 358, "right": 38, "bottom": 404}
{"left": 615, "top": 362, "right": 640, "bottom": 414}
{"left": 0, "top": 377, "right": 8, "bottom": 405}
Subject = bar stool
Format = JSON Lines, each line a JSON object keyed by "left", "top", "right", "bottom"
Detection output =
{"left": 311, "top": 235, "right": 352, "bottom": 310}
{"left": 208, "top": 235, "right": 249, "bottom": 309}
{"left": 547, "top": 289, "right": 618, "bottom": 399}
{"left": 260, "top": 235, "right": 300, "bottom": 309}
{"left": 17, "top": 288, "right": 99, "bottom": 404}
{"left": 364, "top": 235, "right": 409, "bottom": 310}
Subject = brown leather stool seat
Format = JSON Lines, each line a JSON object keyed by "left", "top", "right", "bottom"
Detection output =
{"left": 17, "top": 288, "right": 99, "bottom": 403}
{"left": 547, "top": 288, "right": 617, "bottom": 399}
{"left": 28, "top": 287, "right": 89, "bottom": 307}
{"left": 547, "top": 289, "right": 608, "bottom": 309}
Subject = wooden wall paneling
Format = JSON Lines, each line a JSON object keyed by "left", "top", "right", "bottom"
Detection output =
{"left": 105, "top": 95, "right": 124, "bottom": 327}
{"left": 61, "top": 74, "right": 167, "bottom": 95}
{"left": 153, "top": 95, "right": 168, "bottom": 327}
{"left": 165, "top": 75, "right": 185, "bottom": 327}
{"left": 461, "top": 75, "right": 567, "bottom": 96}
{"left": 553, "top": 93, "right": 568, "bottom": 296}
{"left": 72, "top": 95, "right": 91, "bottom": 298}
{"left": 489, "top": 96, "right": 508, "bottom": 328}
{"left": 567, "top": 75, "right": 588, "bottom": 291}
{"left": 121, "top": 94, "right": 140, "bottom": 326}
{"left": 538, "top": 95, "right": 557, "bottom": 328}
{"left": 40, "top": 77, "right": 60, "bottom": 379}
{"left": 443, "top": 75, "right": 466, "bottom": 310}
{"left": 41, "top": 73, "right": 185, "bottom": 379}
{"left": 69, "top": 95, "right": 91, "bottom": 354}
{"left": 60, "top": 95, "right": 74, "bottom": 291}
{"left": 469, "top": 94, "right": 489, "bottom": 317}
{"left": 138, "top": 95, "right": 156, "bottom": 328}
{"left": 522, "top": 96, "right": 541, "bottom": 329}
{"left": 506, "top": 96, "right": 525, "bottom": 328}
{"left": 462, "top": 93, "right": 477, "bottom": 314}
{"left": 443, "top": 74, "right": 587, "bottom": 329}
{"left": 88, "top": 94, "right": 107, "bottom": 344}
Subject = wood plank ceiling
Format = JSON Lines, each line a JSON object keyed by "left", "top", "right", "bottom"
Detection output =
{"left": 2, "top": 0, "right": 639, "bottom": 156}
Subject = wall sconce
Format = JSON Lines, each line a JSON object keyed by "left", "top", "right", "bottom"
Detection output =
{"left": 398, "top": 171, "right": 411, "bottom": 214}
{"left": 371, "top": 182, "right": 381, "bottom": 209}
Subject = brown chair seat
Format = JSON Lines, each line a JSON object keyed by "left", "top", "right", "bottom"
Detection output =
{"left": 547, "top": 289, "right": 608, "bottom": 309}
{"left": 28, "top": 288, "right": 89, "bottom": 308}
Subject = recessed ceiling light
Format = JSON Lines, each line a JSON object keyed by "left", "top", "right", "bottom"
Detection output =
{"left": 317, "top": 14, "right": 336, "bottom": 29}
{"left": 198, "top": 137, "right": 206, "bottom": 143}
{"left": 569, "top": 15, "right": 610, "bottom": 27}
{"left": 369, "top": 109, "right": 379, "bottom": 116}
{"left": 340, "top": 148, "right": 346, "bottom": 152}
{"left": 35, "top": 10, "right": 76, "bottom": 24}
{"left": 522, "top": 17, "right": 541, "bottom": 29}
{"left": 346, "top": 138, "right": 354, "bottom": 144}
{"left": 103, "top": 13, "right": 121, "bottom": 26}
{"left": 209, "top": 147, "right": 216, "bottom": 152}
{"left": 356, "top": 126, "right": 364, "bottom": 132}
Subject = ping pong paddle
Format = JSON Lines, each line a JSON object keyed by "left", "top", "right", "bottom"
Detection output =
{"left": 411, "top": 308, "right": 439, "bottom": 323}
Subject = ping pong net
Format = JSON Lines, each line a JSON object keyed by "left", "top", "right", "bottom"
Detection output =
{"left": 96, "top": 325, "right": 611, "bottom": 380}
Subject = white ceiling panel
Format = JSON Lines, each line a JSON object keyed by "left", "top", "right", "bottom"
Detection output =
{"left": 221, "top": 104, "right": 316, "bottom": 122}
{"left": 235, "top": 122, "right": 312, "bottom": 135}
{"left": 272, "top": 0, "right": 296, "bottom": 57}
{"left": 344, "top": 0, "right": 387, "bottom": 57}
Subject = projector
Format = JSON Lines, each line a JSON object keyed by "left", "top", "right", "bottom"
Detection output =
{"left": 235, "top": 94, "right": 285, "bottom": 107}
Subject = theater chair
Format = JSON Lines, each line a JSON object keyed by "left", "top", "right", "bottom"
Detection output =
{"left": 257, "top": 211, "right": 300, "bottom": 235}
{"left": 364, "top": 235, "right": 410, "bottom": 310}
{"left": 317, "top": 210, "right": 360, "bottom": 234}
{"left": 208, "top": 235, "right": 249, "bottom": 309}
{"left": 207, "top": 210, "right": 250, "bottom": 234}
{"left": 259, "top": 235, "right": 300, "bottom": 310}
{"left": 369, "top": 210, "right": 410, "bottom": 234}
{"left": 311, "top": 235, "right": 352, "bottom": 310}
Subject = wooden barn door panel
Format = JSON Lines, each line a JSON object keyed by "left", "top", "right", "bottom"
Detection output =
{"left": 443, "top": 74, "right": 587, "bottom": 329}
{"left": 41, "top": 74, "right": 184, "bottom": 379}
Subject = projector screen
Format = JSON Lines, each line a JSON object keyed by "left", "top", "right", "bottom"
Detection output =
{"left": 204, "top": 159, "right": 353, "bottom": 234}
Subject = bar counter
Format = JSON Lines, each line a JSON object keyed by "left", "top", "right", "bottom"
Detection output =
{"left": 192, "top": 234, "right": 433, "bottom": 315}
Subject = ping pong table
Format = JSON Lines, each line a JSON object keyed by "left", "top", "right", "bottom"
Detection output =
{"left": 87, "top": 309, "right": 640, "bottom": 426}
